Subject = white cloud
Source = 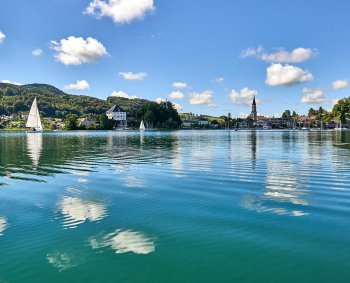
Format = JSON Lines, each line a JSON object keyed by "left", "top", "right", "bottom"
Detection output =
{"left": 173, "top": 103, "right": 183, "bottom": 111}
{"left": 301, "top": 88, "right": 325, "bottom": 104}
{"left": 265, "top": 63, "right": 313, "bottom": 86}
{"left": 230, "top": 87, "right": 258, "bottom": 105}
{"left": 172, "top": 82, "right": 188, "bottom": 89}
{"left": 155, "top": 98, "right": 165, "bottom": 104}
{"left": 238, "top": 112, "right": 249, "bottom": 118}
{"left": 32, "top": 49, "right": 42, "bottom": 56}
{"left": 189, "top": 90, "right": 214, "bottom": 106}
{"left": 85, "top": 0, "right": 155, "bottom": 24}
{"left": 169, "top": 91, "right": 184, "bottom": 100}
{"left": 111, "top": 90, "right": 137, "bottom": 99}
{"left": 51, "top": 36, "right": 108, "bottom": 66}
{"left": 332, "top": 80, "right": 348, "bottom": 90}
{"left": 0, "top": 31, "right": 5, "bottom": 45}
{"left": 241, "top": 46, "right": 315, "bottom": 63}
{"left": 64, "top": 80, "right": 90, "bottom": 90}
{"left": 119, "top": 71, "right": 147, "bottom": 80}
{"left": 213, "top": 77, "right": 224, "bottom": 83}
{"left": 1, "top": 80, "right": 22, "bottom": 86}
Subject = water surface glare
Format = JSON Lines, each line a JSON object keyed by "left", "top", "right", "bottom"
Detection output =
{"left": 1, "top": 130, "right": 350, "bottom": 283}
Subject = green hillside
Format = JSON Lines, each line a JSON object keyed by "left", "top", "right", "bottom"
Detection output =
{"left": 0, "top": 82, "right": 151, "bottom": 117}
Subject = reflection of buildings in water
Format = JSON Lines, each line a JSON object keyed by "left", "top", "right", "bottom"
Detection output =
{"left": 188, "top": 143, "right": 213, "bottom": 172}
{"left": 242, "top": 160, "right": 309, "bottom": 217}
{"left": 47, "top": 251, "right": 83, "bottom": 271}
{"left": 90, "top": 229, "right": 155, "bottom": 255}
{"left": 0, "top": 216, "right": 7, "bottom": 236}
{"left": 229, "top": 131, "right": 258, "bottom": 181}
{"left": 59, "top": 196, "right": 107, "bottom": 229}
{"left": 26, "top": 133, "right": 43, "bottom": 166}
{"left": 171, "top": 139, "right": 186, "bottom": 177}
{"left": 251, "top": 131, "right": 257, "bottom": 170}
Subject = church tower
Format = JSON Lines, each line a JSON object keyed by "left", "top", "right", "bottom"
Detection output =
{"left": 251, "top": 96, "right": 257, "bottom": 122}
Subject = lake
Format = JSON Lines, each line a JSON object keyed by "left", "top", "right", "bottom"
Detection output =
{"left": 1, "top": 130, "right": 350, "bottom": 283}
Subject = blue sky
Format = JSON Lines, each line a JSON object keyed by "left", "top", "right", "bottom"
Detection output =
{"left": 0, "top": 0, "right": 350, "bottom": 117}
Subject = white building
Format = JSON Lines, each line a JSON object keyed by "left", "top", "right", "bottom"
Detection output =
{"left": 106, "top": 105, "right": 127, "bottom": 121}
{"left": 79, "top": 117, "right": 97, "bottom": 128}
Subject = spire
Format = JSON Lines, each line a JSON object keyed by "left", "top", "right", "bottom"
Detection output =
{"left": 252, "top": 96, "right": 256, "bottom": 105}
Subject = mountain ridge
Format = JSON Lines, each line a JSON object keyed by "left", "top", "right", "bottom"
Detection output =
{"left": 0, "top": 82, "right": 153, "bottom": 117}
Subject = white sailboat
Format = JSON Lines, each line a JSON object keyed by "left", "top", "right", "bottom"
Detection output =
{"left": 26, "top": 97, "right": 43, "bottom": 132}
{"left": 139, "top": 120, "right": 146, "bottom": 131}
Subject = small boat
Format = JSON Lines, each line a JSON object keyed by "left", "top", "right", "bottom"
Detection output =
{"left": 26, "top": 97, "right": 43, "bottom": 132}
{"left": 301, "top": 127, "right": 310, "bottom": 131}
{"left": 139, "top": 120, "right": 146, "bottom": 131}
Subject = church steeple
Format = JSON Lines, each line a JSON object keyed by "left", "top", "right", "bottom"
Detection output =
{"left": 251, "top": 96, "right": 257, "bottom": 122}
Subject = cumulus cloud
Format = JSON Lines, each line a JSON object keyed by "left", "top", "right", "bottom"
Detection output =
{"left": 32, "top": 49, "right": 42, "bottom": 56}
{"left": 212, "top": 77, "right": 224, "bottom": 83}
{"left": 169, "top": 91, "right": 184, "bottom": 100}
{"left": 241, "top": 46, "right": 315, "bottom": 63}
{"left": 172, "top": 82, "right": 188, "bottom": 89}
{"left": 301, "top": 88, "right": 325, "bottom": 104}
{"left": 173, "top": 103, "right": 183, "bottom": 111}
{"left": 230, "top": 87, "right": 258, "bottom": 105}
{"left": 64, "top": 80, "right": 90, "bottom": 90}
{"left": 332, "top": 79, "right": 348, "bottom": 90}
{"left": 111, "top": 90, "right": 137, "bottom": 99}
{"left": 265, "top": 63, "right": 313, "bottom": 86}
{"left": 0, "top": 31, "right": 6, "bottom": 45}
{"left": 85, "top": 0, "right": 155, "bottom": 24}
{"left": 189, "top": 90, "right": 215, "bottom": 106}
{"left": 51, "top": 36, "right": 108, "bottom": 66}
{"left": 119, "top": 72, "right": 147, "bottom": 80}
{"left": 155, "top": 98, "right": 165, "bottom": 104}
{"left": 1, "top": 80, "right": 22, "bottom": 85}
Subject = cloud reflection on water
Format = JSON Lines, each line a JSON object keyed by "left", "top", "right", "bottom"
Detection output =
{"left": 242, "top": 160, "right": 309, "bottom": 217}
{"left": 59, "top": 197, "right": 107, "bottom": 229}
{"left": 90, "top": 229, "right": 155, "bottom": 255}
{"left": 47, "top": 251, "right": 83, "bottom": 271}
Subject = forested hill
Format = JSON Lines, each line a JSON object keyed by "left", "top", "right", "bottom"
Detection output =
{"left": 0, "top": 82, "right": 151, "bottom": 117}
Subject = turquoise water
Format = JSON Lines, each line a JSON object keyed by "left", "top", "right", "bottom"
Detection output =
{"left": 1, "top": 130, "right": 350, "bottom": 283}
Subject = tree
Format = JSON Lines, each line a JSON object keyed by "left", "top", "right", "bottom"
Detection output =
{"left": 282, "top": 110, "right": 291, "bottom": 118}
{"left": 64, "top": 114, "right": 78, "bottom": 130}
{"left": 98, "top": 114, "right": 113, "bottom": 130}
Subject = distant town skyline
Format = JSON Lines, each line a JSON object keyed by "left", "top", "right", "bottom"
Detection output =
{"left": 0, "top": 0, "right": 350, "bottom": 117}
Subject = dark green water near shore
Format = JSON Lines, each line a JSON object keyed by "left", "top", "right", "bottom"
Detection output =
{"left": 1, "top": 130, "right": 350, "bottom": 283}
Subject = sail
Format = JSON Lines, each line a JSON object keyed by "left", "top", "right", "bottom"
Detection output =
{"left": 26, "top": 98, "right": 43, "bottom": 130}
{"left": 139, "top": 120, "right": 146, "bottom": 131}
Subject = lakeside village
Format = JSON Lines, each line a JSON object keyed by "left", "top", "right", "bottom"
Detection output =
{"left": 1, "top": 96, "right": 350, "bottom": 131}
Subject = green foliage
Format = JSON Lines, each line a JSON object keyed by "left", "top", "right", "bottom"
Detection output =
{"left": 0, "top": 83, "right": 182, "bottom": 129}
{"left": 64, "top": 114, "right": 78, "bottom": 130}
{"left": 98, "top": 114, "right": 114, "bottom": 130}
{"left": 282, "top": 110, "right": 291, "bottom": 118}
{"left": 138, "top": 101, "right": 182, "bottom": 129}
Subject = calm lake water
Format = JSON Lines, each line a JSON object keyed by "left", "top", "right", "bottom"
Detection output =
{"left": 1, "top": 130, "right": 350, "bottom": 283}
